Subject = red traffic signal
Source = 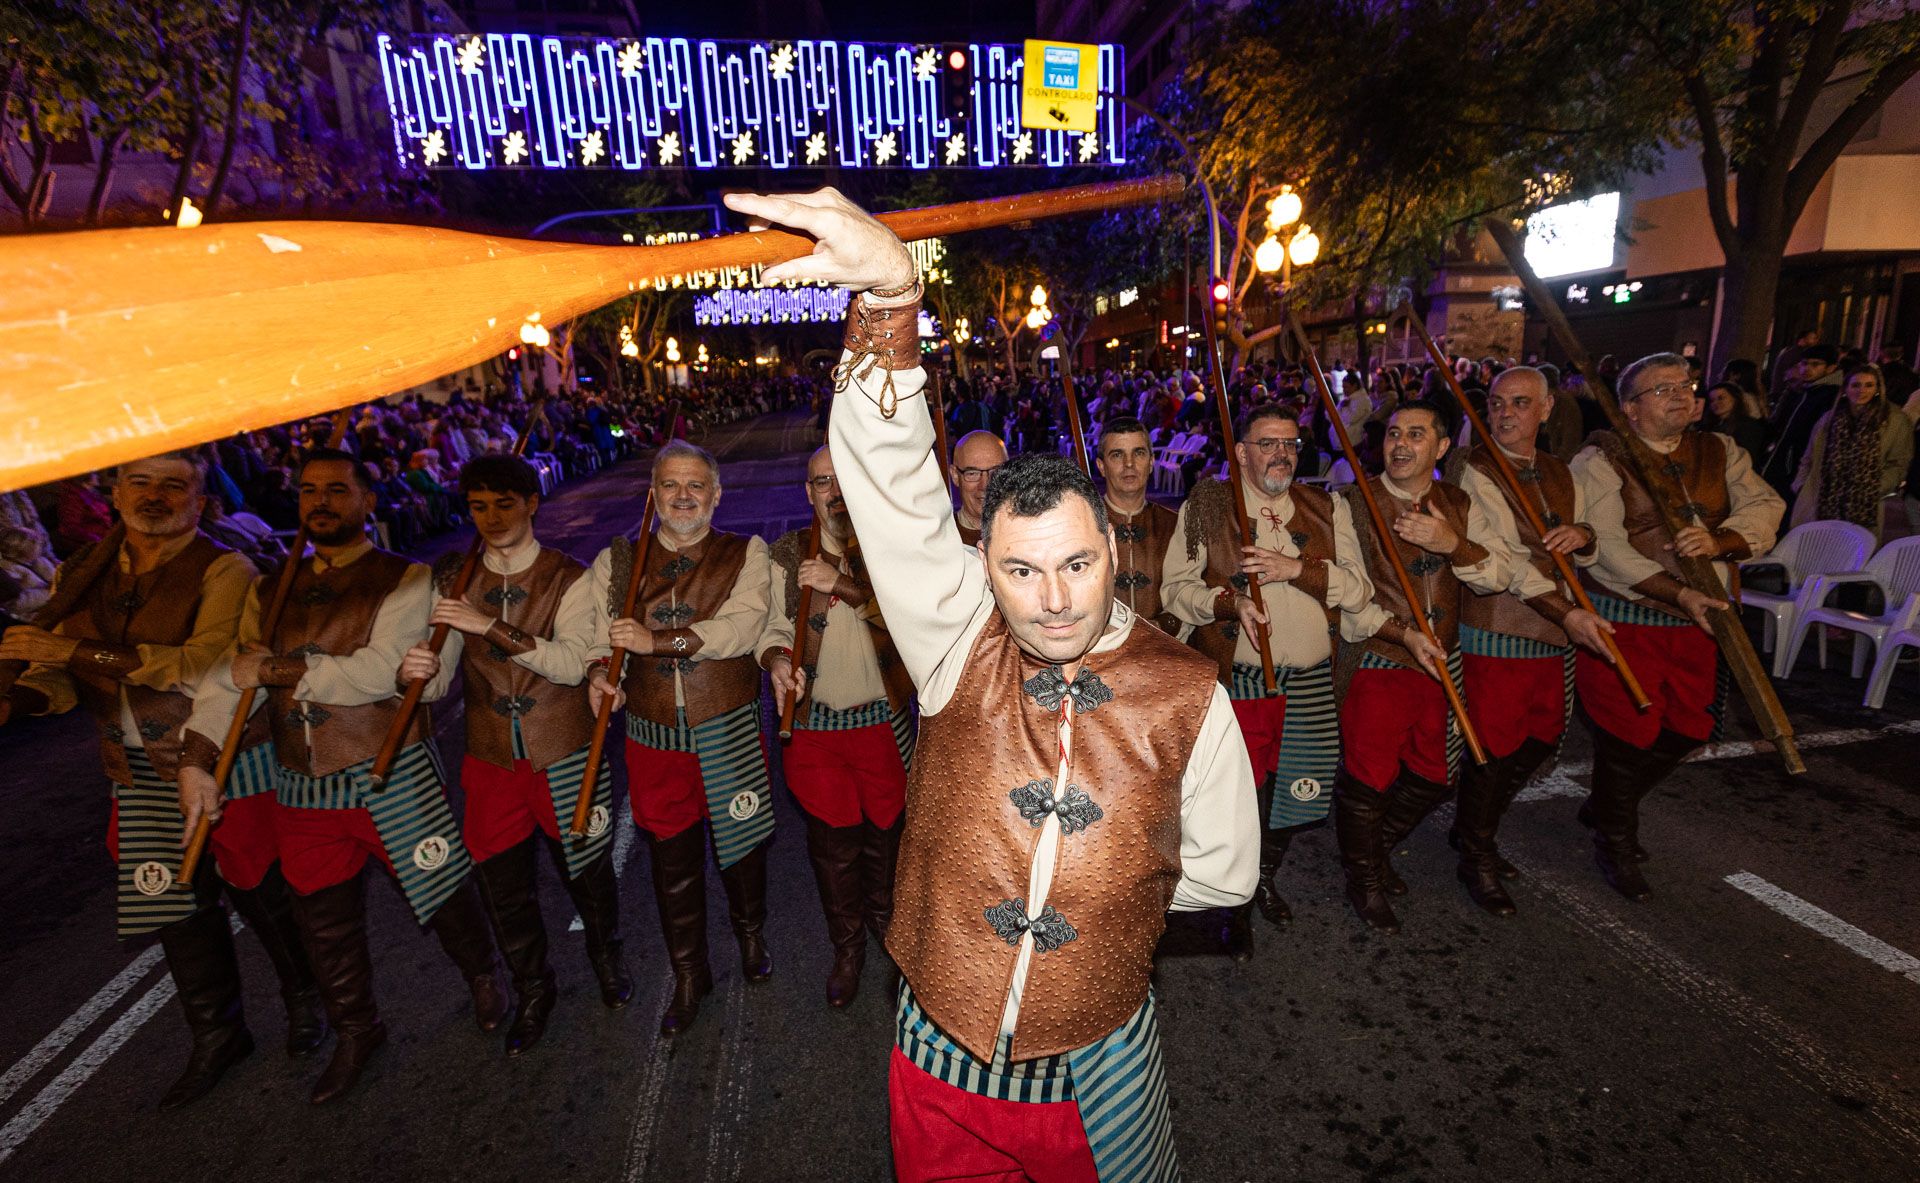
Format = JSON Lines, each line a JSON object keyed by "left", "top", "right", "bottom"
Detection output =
{"left": 507, "top": 347, "right": 520, "bottom": 360}
{"left": 947, "top": 48, "right": 967, "bottom": 70}
{"left": 1209, "top": 280, "right": 1230, "bottom": 303}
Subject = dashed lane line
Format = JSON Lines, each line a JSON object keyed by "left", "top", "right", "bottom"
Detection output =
{"left": 1725, "top": 872, "right": 1920, "bottom": 986}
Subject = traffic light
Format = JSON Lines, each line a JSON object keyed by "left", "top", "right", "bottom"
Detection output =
{"left": 1209, "top": 279, "right": 1230, "bottom": 336}
{"left": 941, "top": 45, "right": 971, "bottom": 124}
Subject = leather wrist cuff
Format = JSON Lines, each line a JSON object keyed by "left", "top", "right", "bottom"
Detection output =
{"left": 1523, "top": 590, "right": 1579, "bottom": 628}
{"left": 759, "top": 646, "right": 792, "bottom": 671}
{"left": 655, "top": 629, "right": 704, "bottom": 658}
{"left": 1211, "top": 587, "right": 1237, "bottom": 621}
{"left": 831, "top": 574, "right": 869, "bottom": 607}
{"left": 1632, "top": 572, "right": 1691, "bottom": 609}
{"left": 1376, "top": 618, "right": 1410, "bottom": 648}
{"left": 1573, "top": 523, "right": 1598, "bottom": 557}
{"left": 71, "top": 640, "right": 141, "bottom": 679}
{"left": 485, "top": 619, "right": 536, "bottom": 656}
{"left": 179, "top": 729, "right": 222, "bottom": 774}
{"left": 1449, "top": 538, "right": 1490, "bottom": 568}
{"left": 260, "top": 657, "right": 309, "bottom": 688}
{"left": 1291, "top": 557, "right": 1330, "bottom": 603}
{"left": 1711, "top": 528, "right": 1752, "bottom": 561}
{"left": 841, "top": 295, "right": 922, "bottom": 371}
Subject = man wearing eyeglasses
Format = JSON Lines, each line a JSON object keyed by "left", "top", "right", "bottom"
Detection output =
{"left": 1571, "top": 353, "right": 1781, "bottom": 901}
{"left": 949, "top": 430, "right": 1008, "bottom": 547}
{"left": 1162, "top": 405, "right": 1374, "bottom": 946}
{"left": 761, "top": 446, "right": 914, "bottom": 1009}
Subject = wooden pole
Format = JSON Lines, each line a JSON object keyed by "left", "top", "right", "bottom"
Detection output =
{"left": 179, "top": 408, "right": 352, "bottom": 880}
{"left": 570, "top": 489, "right": 657, "bottom": 838}
{"left": 1196, "top": 286, "right": 1279, "bottom": 694}
{"left": 1394, "top": 307, "right": 1652, "bottom": 712}
{"left": 926, "top": 370, "right": 954, "bottom": 493}
{"left": 777, "top": 520, "right": 824, "bottom": 740}
{"left": 1057, "top": 360, "right": 1092, "bottom": 477}
{"left": 1481, "top": 215, "right": 1802, "bottom": 774}
{"left": 1287, "top": 316, "right": 1489, "bottom": 766}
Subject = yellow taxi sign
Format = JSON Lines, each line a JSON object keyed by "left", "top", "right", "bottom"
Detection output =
{"left": 1021, "top": 40, "right": 1100, "bottom": 134}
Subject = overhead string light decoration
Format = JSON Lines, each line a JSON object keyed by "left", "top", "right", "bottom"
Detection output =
{"left": 374, "top": 34, "right": 1125, "bottom": 171}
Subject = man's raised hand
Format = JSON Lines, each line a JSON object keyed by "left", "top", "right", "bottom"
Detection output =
{"left": 722, "top": 188, "right": 916, "bottom": 292}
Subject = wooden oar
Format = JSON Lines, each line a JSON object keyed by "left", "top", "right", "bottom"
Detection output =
{"left": 0, "top": 176, "right": 1184, "bottom": 493}
{"left": 367, "top": 400, "right": 547, "bottom": 789}
{"left": 1394, "top": 308, "right": 1651, "bottom": 711}
{"left": 1287, "top": 317, "right": 1488, "bottom": 766}
{"left": 777, "top": 520, "right": 824, "bottom": 741}
{"left": 569, "top": 489, "right": 656, "bottom": 839}
{"left": 1196, "top": 282, "right": 1278, "bottom": 694}
{"left": 179, "top": 408, "right": 352, "bottom": 880}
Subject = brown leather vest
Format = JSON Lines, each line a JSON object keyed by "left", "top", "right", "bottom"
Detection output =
{"left": 770, "top": 528, "right": 911, "bottom": 714}
{"left": 1107, "top": 500, "right": 1177, "bottom": 630}
{"left": 1460, "top": 447, "right": 1575, "bottom": 646}
{"left": 1580, "top": 431, "right": 1735, "bottom": 621}
{"left": 613, "top": 530, "right": 762, "bottom": 728}
{"left": 957, "top": 520, "right": 982, "bottom": 549}
{"left": 58, "top": 532, "right": 264, "bottom": 784}
{"left": 445, "top": 547, "right": 594, "bottom": 771}
{"left": 1183, "top": 478, "right": 1339, "bottom": 685}
{"left": 887, "top": 612, "right": 1217, "bottom": 1062}
{"left": 1351, "top": 477, "right": 1472, "bottom": 667}
{"left": 266, "top": 547, "right": 428, "bottom": 778}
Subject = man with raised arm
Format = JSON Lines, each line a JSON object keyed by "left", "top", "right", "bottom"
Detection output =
{"left": 725, "top": 186, "right": 1257, "bottom": 1183}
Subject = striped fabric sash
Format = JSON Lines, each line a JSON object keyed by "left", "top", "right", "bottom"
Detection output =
{"left": 889, "top": 702, "right": 917, "bottom": 771}
{"left": 626, "top": 702, "right": 772, "bottom": 869}
{"left": 277, "top": 742, "right": 472, "bottom": 925}
{"left": 1239, "top": 660, "right": 1339, "bottom": 828}
{"left": 804, "top": 698, "right": 891, "bottom": 731}
{"left": 533, "top": 728, "right": 615, "bottom": 880}
{"left": 113, "top": 748, "right": 199, "bottom": 938}
{"left": 1590, "top": 592, "right": 1689, "bottom": 627}
{"left": 894, "top": 979, "right": 1181, "bottom": 1182}
{"left": 1459, "top": 625, "right": 1570, "bottom": 661}
{"left": 226, "top": 741, "right": 278, "bottom": 802}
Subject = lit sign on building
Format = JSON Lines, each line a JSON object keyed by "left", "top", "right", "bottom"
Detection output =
{"left": 375, "top": 34, "right": 1126, "bottom": 172}
{"left": 1523, "top": 192, "right": 1621, "bottom": 280}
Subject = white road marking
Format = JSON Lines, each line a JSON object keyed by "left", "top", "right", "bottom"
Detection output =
{"left": 1724, "top": 872, "right": 1920, "bottom": 986}
{"left": 0, "top": 945, "right": 164, "bottom": 1108}
{"left": 704, "top": 983, "right": 753, "bottom": 1183}
{"left": 618, "top": 977, "right": 677, "bottom": 1183}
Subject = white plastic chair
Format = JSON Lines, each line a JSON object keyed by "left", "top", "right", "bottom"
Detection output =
{"left": 1864, "top": 622, "right": 1920, "bottom": 709}
{"left": 1779, "top": 536, "right": 1920, "bottom": 680}
{"left": 1738, "top": 520, "right": 1875, "bottom": 677}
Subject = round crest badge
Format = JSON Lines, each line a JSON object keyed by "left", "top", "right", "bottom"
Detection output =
{"left": 133, "top": 860, "right": 174, "bottom": 897}
{"left": 587, "top": 804, "right": 611, "bottom": 838}
{"left": 1289, "top": 776, "right": 1322, "bottom": 802}
{"left": 412, "top": 835, "right": 451, "bottom": 871}
{"left": 727, "top": 790, "right": 760, "bottom": 821}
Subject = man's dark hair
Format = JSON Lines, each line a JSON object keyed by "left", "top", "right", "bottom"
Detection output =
{"left": 1803, "top": 344, "right": 1840, "bottom": 366}
{"left": 299, "top": 447, "right": 376, "bottom": 492}
{"left": 1099, "top": 417, "right": 1150, "bottom": 445}
{"left": 979, "top": 453, "right": 1109, "bottom": 549}
{"left": 459, "top": 455, "right": 542, "bottom": 499}
{"left": 1391, "top": 400, "right": 1454, "bottom": 437}
{"left": 1238, "top": 404, "right": 1301, "bottom": 436}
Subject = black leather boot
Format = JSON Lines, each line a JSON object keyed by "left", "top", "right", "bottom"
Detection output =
{"left": 1333, "top": 770, "right": 1400, "bottom": 934}
{"left": 476, "top": 839, "right": 556, "bottom": 1057}
{"left": 649, "top": 827, "right": 713, "bottom": 1037}
{"left": 1253, "top": 826, "right": 1296, "bottom": 928}
{"left": 718, "top": 840, "right": 774, "bottom": 984}
{"left": 1581, "top": 729, "right": 1655, "bottom": 901}
{"left": 225, "top": 863, "right": 326, "bottom": 1057}
{"left": 804, "top": 813, "right": 867, "bottom": 1008}
{"left": 1379, "top": 769, "right": 1455, "bottom": 897}
{"left": 1450, "top": 736, "right": 1555, "bottom": 879}
{"left": 549, "top": 840, "right": 632, "bottom": 1008}
{"left": 1454, "top": 754, "right": 1517, "bottom": 916}
{"left": 156, "top": 900, "right": 254, "bottom": 1110}
{"left": 291, "top": 876, "right": 386, "bottom": 1105}
{"left": 858, "top": 817, "right": 903, "bottom": 945}
{"left": 427, "top": 879, "right": 510, "bottom": 1032}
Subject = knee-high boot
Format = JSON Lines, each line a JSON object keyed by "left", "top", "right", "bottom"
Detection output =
{"left": 1579, "top": 729, "right": 1658, "bottom": 900}
{"left": 718, "top": 840, "right": 774, "bottom": 983}
{"left": 291, "top": 876, "right": 384, "bottom": 1105}
{"left": 1378, "top": 769, "right": 1455, "bottom": 896}
{"left": 804, "top": 813, "right": 867, "bottom": 1008}
{"left": 426, "top": 878, "right": 510, "bottom": 1032}
{"left": 1450, "top": 736, "right": 1556, "bottom": 879}
{"left": 1453, "top": 754, "right": 1517, "bottom": 916}
{"left": 1333, "top": 770, "right": 1400, "bottom": 934}
{"left": 548, "top": 839, "right": 632, "bottom": 1008}
{"left": 475, "top": 838, "right": 556, "bottom": 1056}
{"left": 225, "top": 862, "right": 326, "bottom": 1057}
{"left": 649, "top": 826, "right": 713, "bottom": 1037}
{"left": 155, "top": 898, "right": 253, "bottom": 1110}
{"left": 858, "top": 816, "right": 903, "bottom": 945}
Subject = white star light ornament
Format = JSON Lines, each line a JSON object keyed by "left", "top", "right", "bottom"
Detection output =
{"left": 456, "top": 37, "right": 484, "bottom": 75}
{"left": 874, "top": 131, "right": 898, "bottom": 165}
{"left": 1077, "top": 133, "right": 1099, "bottom": 163}
{"left": 501, "top": 130, "right": 528, "bottom": 165}
{"left": 943, "top": 133, "right": 966, "bottom": 165}
{"left": 914, "top": 47, "right": 939, "bottom": 80}
{"left": 421, "top": 130, "right": 448, "bottom": 166}
{"left": 658, "top": 132, "right": 681, "bottom": 165}
{"left": 580, "top": 130, "right": 605, "bottom": 166}
{"left": 769, "top": 44, "right": 797, "bottom": 80}
{"left": 804, "top": 131, "right": 828, "bottom": 164}
{"left": 1011, "top": 132, "right": 1033, "bottom": 163}
{"left": 618, "top": 42, "right": 643, "bottom": 77}
{"left": 731, "top": 131, "right": 755, "bottom": 165}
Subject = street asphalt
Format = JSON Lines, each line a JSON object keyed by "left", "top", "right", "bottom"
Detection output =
{"left": 2, "top": 409, "right": 1917, "bottom": 1182}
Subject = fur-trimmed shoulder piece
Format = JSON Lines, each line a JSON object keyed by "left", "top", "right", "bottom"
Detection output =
{"left": 1183, "top": 476, "right": 1232, "bottom": 560}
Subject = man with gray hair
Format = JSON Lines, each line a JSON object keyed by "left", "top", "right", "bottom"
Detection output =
{"left": 949, "top": 429, "right": 1009, "bottom": 548}
{"left": 587, "top": 439, "right": 775, "bottom": 1036}
{"left": 1571, "top": 353, "right": 1782, "bottom": 900}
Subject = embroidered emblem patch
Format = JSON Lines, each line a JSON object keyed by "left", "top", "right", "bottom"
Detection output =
{"left": 728, "top": 790, "right": 760, "bottom": 821}
{"left": 133, "top": 860, "right": 174, "bottom": 896}
{"left": 587, "top": 804, "right": 611, "bottom": 838}
{"left": 1289, "top": 776, "right": 1322, "bottom": 801}
{"left": 412, "top": 836, "right": 451, "bottom": 871}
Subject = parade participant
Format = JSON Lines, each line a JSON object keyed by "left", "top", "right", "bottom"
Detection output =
{"left": 728, "top": 184, "right": 1257, "bottom": 1183}
{"left": 397, "top": 455, "right": 632, "bottom": 1058}
{"left": 1093, "top": 417, "right": 1182, "bottom": 635}
{"left": 761, "top": 447, "right": 914, "bottom": 1008}
{"left": 1571, "top": 354, "right": 1782, "bottom": 900}
{"left": 1449, "top": 368, "right": 1615, "bottom": 915}
{"left": 181, "top": 449, "right": 506, "bottom": 1104}
{"left": 1161, "top": 405, "right": 1372, "bottom": 939}
{"left": 949, "top": 430, "right": 1008, "bottom": 548}
{"left": 586, "top": 440, "right": 775, "bottom": 1037}
{"left": 0, "top": 453, "right": 320, "bottom": 1110}
{"left": 1337, "top": 404, "right": 1511, "bottom": 934}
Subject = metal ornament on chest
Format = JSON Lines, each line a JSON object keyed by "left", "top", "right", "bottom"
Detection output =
{"left": 1009, "top": 778, "right": 1104, "bottom": 834}
{"left": 491, "top": 694, "right": 537, "bottom": 718}
{"left": 658, "top": 555, "right": 696, "bottom": 581}
{"left": 1112, "top": 522, "right": 1147, "bottom": 544}
{"left": 1021, "top": 665, "right": 1113, "bottom": 714}
{"left": 983, "top": 898, "right": 1079, "bottom": 953}
{"left": 650, "top": 602, "right": 695, "bottom": 628}
{"left": 484, "top": 584, "right": 529, "bottom": 608}
{"left": 109, "top": 587, "right": 147, "bottom": 616}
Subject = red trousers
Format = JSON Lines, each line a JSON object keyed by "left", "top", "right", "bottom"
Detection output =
{"left": 1230, "top": 694, "right": 1289, "bottom": 783}
{"left": 1576, "top": 620, "right": 1716, "bottom": 746}
{"left": 1340, "top": 666, "right": 1448, "bottom": 790}
{"left": 888, "top": 1047, "right": 1098, "bottom": 1183}
{"left": 460, "top": 755, "right": 567, "bottom": 863}
{"left": 274, "top": 803, "right": 397, "bottom": 895}
{"left": 623, "top": 738, "right": 709, "bottom": 841}
{"left": 108, "top": 792, "right": 279, "bottom": 891}
{"left": 781, "top": 722, "right": 906, "bottom": 828}
{"left": 1463, "top": 653, "right": 1567, "bottom": 759}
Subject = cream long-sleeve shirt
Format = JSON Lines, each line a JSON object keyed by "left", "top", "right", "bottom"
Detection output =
{"left": 433, "top": 539, "right": 599, "bottom": 687}
{"left": 1454, "top": 445, "right": 1598, "bottom": 604}
{"left": 1571, "top": 431, "right": 1782, "bottom": 602}
{"left": 1342, "top": 475, "right": 1514, "bottom": 642}
{"left": 757, "top": 533, "right": 891, "bottom": 711}
{"left": 1160, "top": 481, "right": 1374, "bottom": 669}
{"left": 585, "top": 528, "right": 771, "bottom": 705}
{"left": 828, "top": 330, "right": 1259, "bottom": 1043}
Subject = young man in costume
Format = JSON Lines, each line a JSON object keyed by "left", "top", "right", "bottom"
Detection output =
{"left": 397, "top": 455, "right": 632, "bottom": 1056}
{"left": 182, "top": 449, "right": 505, "bottom": 1104}
{"left": 1093, "top": 417, "right": 1182, "bottom": 637}
{"left": 0, "top": 453, "right": 320, "bottom": 1109}
{"left": 725, "top": 184, "right": 1257, "bottom": 1183}
{"left": 1571, "top": 353, "right": 1781, "bottom": 899}
{"left": 762, "top": 446, "right": 914, "bottom": 1008}
{"left": 586, "top": 441, "right": 775, "bottom": 1036}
